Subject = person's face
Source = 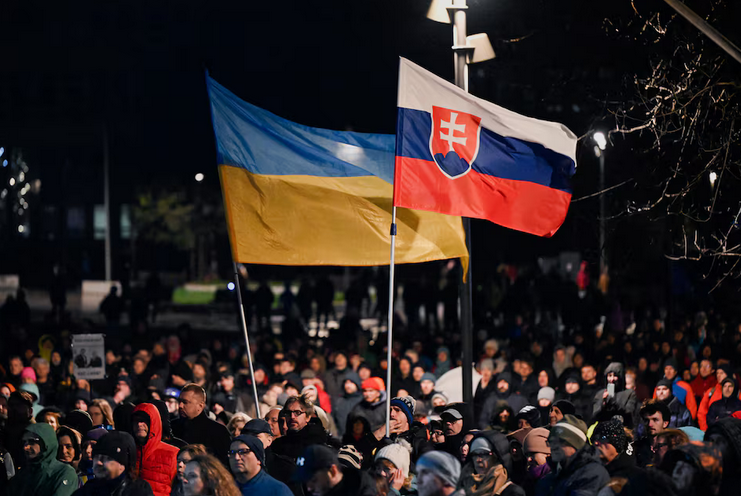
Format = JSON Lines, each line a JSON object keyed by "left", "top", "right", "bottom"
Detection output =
{"left": 690, "top": 362, "right": 699, "bottom": 377}
{"left": 581, "top": 366, "right": 596, "bottom": 383}
{"left": 497, "top": 379, "right": 509, "bottom": 393}
{"left": 135, "top": 420, "right": 149, "bottom": 441}
{"left": 538, "top": 398, "right": 552, "bottom": 408}
{"left": 606, "top": 372, "right": 618, "bottom": 384}
{"left": 420, "top": 380, "right": 435, "bottom": 395}
{"left": 229, "top": 420, "right": 245, "bottom": 438}
{"left": 431, "top": 427, "right": 445, "bottom": 444}
{"left": 547, "top": 436, "right": 568, "bottom": 464}
{"left": 58, "top": 435, "right": 76, "bottom": 463}
{"left": 0, "top": 386, "right": 10, "bottom": 399}
{"left": 265, "top": 410, "right": 281, "bottom": 437}
{"left": 700, "top": 361, "right": 713, "bottom": 378}
{"left": 116, "top": 382, "right": 131, "bottom": 398}
{"left": 44, "top": 413, "right": 58, "bottom": 431}
{"left": 358, "top": 367, "right": 371, "bottom": 381}
{"left": 334, "top": 354, "right": 347, "bottom": 370}
{"left": 182, "top": 461, "right": 204, "bottom": 496}
{"left": 286, "top": 403, "right": 308, "bottom": 432}
{"left": 481, "top": 368, "right": 493, "bottom": 381}
{"left": 75, "top": 399, "right": 88, "bottom": 412}
{"left": 717, "top": 369, "right": 728, "bottom": 383}
{"left": 498, "top": 409, "right": 510, "bottom": 423}
{"left": 229, "top": 441, "right": 258, "bottom": 476}
{"left": 343, "top": 380, "right": 358, "bottom": 395}
{"left": 362, "top": 388, "right": 380, "bottom": 404}
{"left": 595, "top": 441, "right": 619, "bottom": 464}
{"left": 412, "top": 367, "right": 424, "bottom": 381}
{"left": 177, "top": 452, "right": 192, "bottom": 479}
{"left": 520, "top": 363, "right": 533, "bottom": 378}
{"left": 279, "top": 361, "right": 292, "bottom": 375}
{"left": 192, "top": 364, "right": 206, "bottom": 381}
{"left": 555, "top": 349, "right": 565, "bottom": 362}
{"left": 444, "top": 418, "right": 463, "bottom": 436}
{"left": 472, "top": 452, "right": 494, "bottom": 475}
{"left": 10, "top": 358, "right": 23, "bottom": 376}
{"left": 166, "top": 398, "right": 179, "bottom": 414}
{"left": 638, "top": 358, "right": 648, "bottom": 372}
{"left": 179, "top": 391, "right": 204, "bottom": 420}
{"left": 52, "top": 351, "right": 63, "bottom": 366}
{"left": 306, "top": 468, "right": 333, "bottom": 496}
{"left": 656, "top": 385, "right": 671, "bottom": 401}
{"left": 83, "top": 441, "right": 94, "bottom": 461}
{"left": 672, "top": 461, "right": 696, "bottom": 493}
{"left": 254, "top": 369, "right": 266, "bottom": 384}
{"left": 645, "top": 412, "right": 668, "bottom": 435}
{"left": 399, "top": 360, "right": 411, "bottom": 375}
{"left": 390, "top": 406, "right": 409, "bottom": 431}
{"left": 133, "top": 359, "right": 146, "bottom": 376}
{"left": 722, "top": 381, "right": 734, "bottom": 398}
{"left": 625, "top": 372, "right": 636, "bottom": 389}
{"left": 89, "top": 406, "right": 104, "bottom": 426}
{"left": 416, "top": 466, "right": 444, "bottom": 496}
{"left": 432, "top": 396, "right": 447, "bottom": 407}
{"left": 220, "top": 375, "right": 234, "bottom": 392}
{"left": 664, "top": 366, "right": 677, "bottom": 380}
{"left": 661, "top": 342, "right": 671, "bottom": 355}
{"left": 549, "top": 406, "right": 563, "bottom": 426}
{"left": 526, "top": 452, "right": 548, "bottom": 469}
{"left": 93, "top": 454, "right": 125, "bottom": 480}
{"left": 518, "top": 419, "right": 531, "bottom": 430}
{"left": 538, "top": 371, "right": 549, "bottom": 387}
{"left": 22, "top": 432, "right": 43, "bottom": 461}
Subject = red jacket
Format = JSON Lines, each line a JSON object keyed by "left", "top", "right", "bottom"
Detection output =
{"left": 690, "top": 374, "right": 717, "bottom": 400}
{"left": 133, "top": 403, "right": 179, "bottom": 496}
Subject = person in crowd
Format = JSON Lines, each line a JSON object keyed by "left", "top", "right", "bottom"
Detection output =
{"left": 652, "top": 429, "right": 689, "bottom": 467}
{"left": 389, "top": 396, "right": 433, "bottom": 464}
{"left": 57, "top": 426, "right": 83, "bottom": 475}
{"left": 706, "top": 377, "right": 741, "bottom": 426}
{"left": 9, "top": 422, "right": 78, "bottom": 495}
{"left": 634, "top": 400, "right": 671, "bottom": 468}
{"left": 522, "top": 428, "right": 551, "bottom": 495}
{"left": 478, "top": 373, "right": 528, "bottom": 429}
{"left": 416, "top": 373, "right": 439, "bottom": 416}
{"left": 658, "top": 442, "right": 723, "bottom": 496}
{"left": 592, "top": 363, "right": 639, "bottom": 428}
{"left": 348, "top": 377, "right": 387, "bottom": 433}
{"left": 88, "top": 399, "right": 115, "bottom": 430}
{"left": 548, "top": 400, "right": 575, "bottom": 427}
{"left": 172, "top": 445, "right": 207, "bottom": 496}
{"left": 73, "top": 431, "right": 154, "bottom": 496}
{"left": 515, "top": 405, "right": 542, "bottom": 430}
{"left": 536, "top": 415, "right": 609, "bottom": 496}
{"left": 459, "top": 431, "right": 525, "bottom": 496}
{"left": 690, "top": 359, "right": 716, "bottom": 403}
{"left": 416, "top": 451, "right": 464, "bottom": 496}
{"left": 131, "top": 403, "right": 179, "bottom": 496}
{"left": 658, "top": 359, "right": 697, "bottom": 420}
{"left": 228, "top": 433, "right": 292, "bottom": 495}
{"left": 181, "top": 453, "right": 241, "bottom": 496}
{"left": 439, "top": 405, "right": 469, "bottom": 457}
{"left": 226, "top": 412, "right": 250, "bottom": 438}
{"left": 655, "top": 379, "right": 692, "bottom": 428}
{"left": 704, "top": 417, "right": 741, "bottom": 496}
{"left": 514, "top": 358, "right": 539, "bottom": 404}
{"left": 557, "top": 375, "right": 592, "bottom": 423}
{"left": 324, "top": 353, "right": 350, "bottom": 399}
{"left": 373, "top": 440, "right": 415, "bottom": 496}
{"left": 171, "top": 384, "right": 231, "bottom": 466}
{"left": 37, "top": 406, "right": 64, "bottom": 431}
{"left": 292, "top": 444, "right": 376, "bottom": 496}
{"left": 580, "top": 364, "right": 601, "bottom": 414}
{"left": 332, "top": 371, "right": 362, "bottom": 437}
{"left": 5, "top": 390, "right": 35, "bottom": 471}
{"left": 592, "top": 419, "right": 642, "bottom": 495}
{"left": 271, "top": 395, "right": 329, "bottom": 461}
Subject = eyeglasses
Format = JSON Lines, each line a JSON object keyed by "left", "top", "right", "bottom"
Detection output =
{"left": 286, "top": 410, "right": 305, "bottom": 417}
{"left": 431, "top": 430, "right": 444, "bottom": 437}
{"left": 228, "top": 449, "right": 252, "bottom": 458}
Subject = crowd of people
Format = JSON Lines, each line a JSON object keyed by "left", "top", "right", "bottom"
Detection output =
{"left": 0, "top": 264, "right": 740, "bottom": 496}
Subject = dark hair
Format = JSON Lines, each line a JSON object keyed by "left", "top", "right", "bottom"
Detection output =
{"left": 640, "top": 399, "right": 671, "bottom": 423}
{"left": 185, "top": 454, "right": 241, "bottom": 496}
{"left": 57, "top": 426, "right": 82, "bottom": 462}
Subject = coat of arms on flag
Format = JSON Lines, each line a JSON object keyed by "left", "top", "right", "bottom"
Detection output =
{"left": 429, "top": 106, "right": 482, "bottom": 179}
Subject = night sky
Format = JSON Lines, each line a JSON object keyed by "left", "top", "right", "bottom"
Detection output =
{"left": 1, "top": 0, "right": 737, "bottom": 287}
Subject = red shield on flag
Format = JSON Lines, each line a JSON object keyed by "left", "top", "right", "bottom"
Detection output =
{"left": 429, "top": 106, "right": 482, "bottom": 179}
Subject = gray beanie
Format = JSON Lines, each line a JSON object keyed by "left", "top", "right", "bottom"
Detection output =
{"left": 537, "top": 387, "right": 556, "bottom": 403}
{"left": 416, "top": 451, "right": 461, "bottom": 488}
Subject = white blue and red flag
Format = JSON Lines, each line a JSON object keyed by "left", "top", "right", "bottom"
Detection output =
{"left": 393, "top": 58, "right": 577, "bottom": 237}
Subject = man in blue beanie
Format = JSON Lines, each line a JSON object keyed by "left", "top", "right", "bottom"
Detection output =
{"left": 389, "top": 395, "right": 433, "bottom": 465}
{"left": 229, "top": 434, "right": 292, "bottom": 496}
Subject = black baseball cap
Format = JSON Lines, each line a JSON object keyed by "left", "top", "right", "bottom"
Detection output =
{"left": 292, "top": 445, "right": 339, "bottom": 483}
{"left": 243, "top": 419, "right": 272, "bottom": 436}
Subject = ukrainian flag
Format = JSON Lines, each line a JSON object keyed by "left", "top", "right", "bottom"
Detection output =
{"left": 207, "top": 76, "right": 468, "bottom": 268}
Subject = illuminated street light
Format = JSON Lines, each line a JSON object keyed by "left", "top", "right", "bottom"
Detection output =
{"left": 17, "top": 225, "right": 24, "bottom": 233}
{"left": 709, "top": 171, "right": 718, "bottom": 188}
{"left": 227, "top": 282, "right": 236, "bottom": 291}
{"left": 593, "top": 131, "right": 607, "bottom": 151}
{"left": 195, "top": 173, "right": 204, "bottom": 182}
{"left": 9, "top": 178, "right": 15, "bottom": 186}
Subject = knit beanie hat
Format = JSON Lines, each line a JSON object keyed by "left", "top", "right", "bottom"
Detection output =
{"left": 420, "top": 372, "right": 437, "bottom": 385}
{"left": 656, "top": 378, "right": 673, "bottom": 390}
{"left": 21, "top": 367, "right": 36, "bottom": 383}
{"left": 552, "top": 400, "right": 576, "bottom": 417}
{"left": 416, "top": 451, "right": 461, "bottom": 488}
{"left": 65, "top": 410, "right": 94, "bottom": 436}
{"left": 592, "top": 419, "right": 628, "bottom": 453}
{"left": 550, "top": 414, "right": 588, "bottom": 450}
{"left": 233, "top": 434, "right": 266, "bottom": 466}
{"left": 376, "top": 441, "right": 412, "bottom": 479}
{"left": 361, "top": 377, "right": 385, "bottom": 391}
{"left": 432, "top": 392, "right": 448, "bottom": 405}
{"left": 523, "top": 428, "right": 550, "bottom": 455}
{"left": 390, "top": 396, "right": 416, "bottom": 426}
{"left": 716, "top": 363, "right": 733, "bottom": 379}
{"left": 537, "top": 387, "right": 555, "bottom": 403}
{"left": 516, "top": 405, "right": 542, "bottom": 427}
{"left": 92, "top": 431, "right": 136, "bottom": 470}
{"left": 338, "top": 445, "right": 363, "bottom": 470}
{"left": 664, "top": 357, "right": 678, "bottom": 372}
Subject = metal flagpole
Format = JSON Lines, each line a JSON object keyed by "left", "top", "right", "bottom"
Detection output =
{"left": 385, "top": 206, "right": 398, "bottom": 437}
{"left": 232, "top": 261, "right": 261, "bottom": 418}
{"left": 450, "top": 0, "right": 475, "bottom": 405}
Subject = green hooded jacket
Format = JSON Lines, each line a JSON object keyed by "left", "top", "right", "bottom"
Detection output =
{"left": 8, "top": 423, "right": 77, "bottom": 496}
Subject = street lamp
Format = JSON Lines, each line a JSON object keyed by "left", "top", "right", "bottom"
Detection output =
{"left": 709, "top": 171, "right": 718, "bottom": 189}
{"left": 194, "top": 173, "right": 204, "bottom": 182}
{"left": 593, "top": 131, "right": 607, "bottom": 272}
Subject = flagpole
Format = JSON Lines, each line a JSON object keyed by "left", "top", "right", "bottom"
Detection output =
{"left": 451, "top": 0, "right": 475, "bottom": 404}
{"left": 232, "top": 262, "right": 262, "bottom": 418}
{"left": 385, "top": 206, "right": 398, "bottom": 437}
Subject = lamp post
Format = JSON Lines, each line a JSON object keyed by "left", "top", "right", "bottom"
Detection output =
{"left": 593, "top": 132, "right": 607, "bottom": 272}
{"left": 428, "top": 0, "right": 495, "bottom": 404}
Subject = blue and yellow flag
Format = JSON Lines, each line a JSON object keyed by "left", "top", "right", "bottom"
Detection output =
{"left": 207, "top": 76, "right": 468, "bottom": 268}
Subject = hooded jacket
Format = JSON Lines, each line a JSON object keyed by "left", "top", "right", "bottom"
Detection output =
{"left": 706, "top": 378, "right": 741, "bottom": 426}
{"left": 662, "top": 395, "right": 692, "bottom": 428}
{"left": 592, "top": 363, "right": 639, "bottom": 428}
{"left": 348, "top": 389, "right": 388, "bottom": 431}
{"left": 332, "top": 372, "right": 363, "bottom": 437}
{"left": 459, "top": 430, "right": 525, "bottom": 496}
{"left": 704, "top": 417, "right": 741, "bottom": 496}
{"left": 478, "top": 373, "right": 528, "bottom": 429}
{"left": 698, "top": 373, "right": 741, "bottom": 430}
{"left": 132, "top": 403, "right": 178, "bottom": 496}
{"left": 20, "top": 383, "right": 44, "bottom": 416}
{"left": 536, "top": 445, "right": 610, "bottom": 496}
{"left": 8, "top": 423, "right": 78, "bottom": 496}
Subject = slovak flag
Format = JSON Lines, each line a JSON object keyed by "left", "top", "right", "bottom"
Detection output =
{"left": 393, "top": 58, "right": 577, "bottom": 237}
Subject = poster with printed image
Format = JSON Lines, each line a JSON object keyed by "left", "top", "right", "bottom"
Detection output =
{"left": 72, "top": 333, "right": 106, "bottom": 380}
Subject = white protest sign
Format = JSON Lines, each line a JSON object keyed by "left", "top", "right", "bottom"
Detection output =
{"left": 71, "top": 333, "right": 106, "bottom": 380}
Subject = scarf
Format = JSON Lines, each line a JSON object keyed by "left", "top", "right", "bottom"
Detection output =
{"left": 468, "top": 464, "right": 511, "bottom": 496}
